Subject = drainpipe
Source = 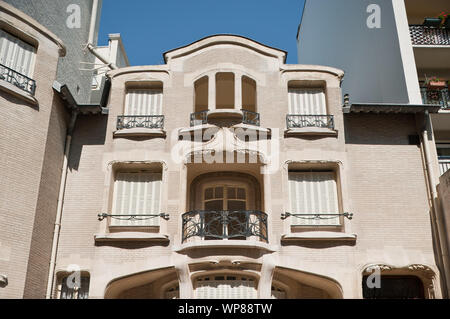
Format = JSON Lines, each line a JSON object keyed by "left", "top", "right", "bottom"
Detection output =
{"left": 45, "top": 109, "right": 78, "bottom": 299}
{"left": 421, "top": 111, "right": 450, "bottom": 298}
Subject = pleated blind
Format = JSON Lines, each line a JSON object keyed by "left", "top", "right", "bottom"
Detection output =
{"left": 288, "top": 88, "right": 327, "bottom": 115}
{"left": 0, "top": 29, "right": 35, "bottom": 77}
{"left": 125, "top": 89, "right": 163, "bottom": 115}
{"left": 112, "top": 172, "right": 162, "bottom": 226}
{"left": 288, "top": 171, "right": 340, "bottom": 226}
{"left": 195, "top": 277, "right": 257, "bottom": 299}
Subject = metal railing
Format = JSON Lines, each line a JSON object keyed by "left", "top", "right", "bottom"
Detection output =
{"left": 410, "top": 25, "right": 450, "bottom": 46}
{"left": 0, "top": 63, "right": 36, "bottom": 95}
{"left": 420, "top": 87, "right": 449, "bottom": 109}
{"left": 189, "top": 109, "right": 260, "bottom": 127}
{"left": 182, "top": 210, "right": 268, "bottom": 243}
{"left": 439, "top": 158, "right": 450, "bottom": 176}
{"left": 286, "top": 115, "right": 334, "bottom": 129}
{"left": 116, "top": 115, "right": 164, "bottom": 130}
{"left": 190, "top": 110, "right": 209, "bottom": 126}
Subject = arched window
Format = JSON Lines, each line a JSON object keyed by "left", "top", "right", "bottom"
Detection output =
{"left": 194, "top": 76, "right": 208, "bottom": 113}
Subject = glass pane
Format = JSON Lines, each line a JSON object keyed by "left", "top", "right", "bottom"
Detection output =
{"left": 205, "top": 200, "right": 223, "bottom": 211}
{"left": 437, "top": 148, "right": 450, "bottom": 157}
{"left": 205, "top": 188, "right": 213, "bottom": 200}
{"left": 227, "top": 187, "right": 236, "bottom": 199}
{"left": 237, "top": 188, "right": 246, "bottom": 200}
{"left": 227, "top": 200, "right": 246, "bottom": 211}
{"left": 215, "top": 187, "right": 223, "bottom": 199}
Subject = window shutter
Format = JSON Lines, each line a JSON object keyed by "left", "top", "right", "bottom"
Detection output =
{"left": 112, "top": 172, "right": 162, "bottom": 226}
{"left": 195, "top": 278, "right": 257, "bottom": 299}
{"left": 288, "top": 88, "right": 327, "bottom": 115}
{"left": 125, "top": 89, "right": 163, "bottom": 116}
{"left": 288, "top": 172, "right": 340, "bottom": 226}
{"left": 0, "top": 29, "right": 35, "bottom": 77}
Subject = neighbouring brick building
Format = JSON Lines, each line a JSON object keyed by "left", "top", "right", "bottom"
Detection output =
{"left": 1, "top": 1, "right": 449, "bottom": 300}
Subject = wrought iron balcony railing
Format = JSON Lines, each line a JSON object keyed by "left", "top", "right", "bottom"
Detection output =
{"left": 182, "top": 210, "right": 268, "bottom": 243}
{"left": 0, "top": 63, "right": 36, "bottom": 95}
{"left": 439, "top": 158, "right": 450, "bottom": 176}
{"left": 409, "top": 25, "right": 450, "bottom": 46}
{"left": 421, "top": 87, "right": 449, "bottom": 109}
{"left": 116, "top": 115, "right": 164, "bottom": 130}
{"left": 189, "top": 109, "right": 260, "bottom": 127}
{"left": 286, "top": 115, "right": 334, "bottom": 130}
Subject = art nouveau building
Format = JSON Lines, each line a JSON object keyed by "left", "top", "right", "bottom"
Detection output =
{"left": 44, "top": 34, "right": 446, "bottom": 299}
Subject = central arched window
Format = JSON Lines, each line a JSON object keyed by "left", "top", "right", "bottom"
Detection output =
{"left": 194, "top": 275, "right": 257, "bottom": 299}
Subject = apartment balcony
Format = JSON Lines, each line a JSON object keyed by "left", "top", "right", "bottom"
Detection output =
{"left": 410, "top": 25, "right": 450, "bottom": 46}
{"left": 190, "top": 109, "right": 260, "bottom": 127}
{"left": 181, "top": 210, "right": 268, "bottom": 243}
{"left": 114, "top": 115, "right": 165, "bottom": 138}
{"left": 421, "top": 86, "right": 449, "bottom": 109}
{"left": 439, "top": 158, "right": 450, "bottom": 175}
{"left": 0, "top": 63, "right": 36, "bottom": 95}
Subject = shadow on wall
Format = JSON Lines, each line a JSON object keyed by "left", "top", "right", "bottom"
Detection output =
{"left": 69, "top": 114, "right": 108, "bottom": 171}
{"left": 344, "top": 113, "right": 420, "bottom": 146}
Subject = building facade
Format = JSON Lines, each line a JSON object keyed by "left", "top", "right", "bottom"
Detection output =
{"left": 49, "top": 35, "right": 443, "bottom": 299}
{"left": 298, "top": 0, "right": 450, "bottom": 297}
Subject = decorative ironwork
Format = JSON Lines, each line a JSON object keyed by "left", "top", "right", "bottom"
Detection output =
{"left": 0, "top": 63, "right": 36, "bottom": 95}
{"left": 182, "top": 210, "right": 268, "bottom": 243}
{"left": 241, "top": 109, "right": 260, "bottom": 126}
{"left": 286, "top": 115, "right": 334, "bottom": 129}
{"left": 281, "top": 212, "right": 353, "bottom": 220}
{"left": 97, "top": 213, "right": 169, "bottom": 221}
{"left": 420, "top": 87, "right": 449, "bottom": 109}
{"left": 116, "top": 115, "right": 164, "bottom": 130}
{"left": 190, "top": 110, "right": 209, "bottom": 126}
{"left": 409, "top": 25, "right": 450, "bottom": 46}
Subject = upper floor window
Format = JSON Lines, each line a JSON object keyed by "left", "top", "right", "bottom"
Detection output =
{"left": 125, "top": 89, "right": 163, "bottom": 116}
{"left": 60, "top": 274, "right": 90, "bottom": 299}
{"left": 437, "top": 143, "right": 450, "bottom": 175}
{"left": 111, "top": 171, "right": 162, "bottom": 227}
{"left": 288, "top": 170, "right": 340, "bottom": 226}
{"left": 242, "top": 76, "right": 256, "bottom": 113}
{"left": 0, "top": 29, "right": 35, "bottom": 77}
{"left": 194, "top": 76, "right": 208, "bottom": 113}
{"left": 362, "top": 275, "right": 425, "bottom": 299}
{"left": 216, "top": 72, "right": 235, "bottom": 109}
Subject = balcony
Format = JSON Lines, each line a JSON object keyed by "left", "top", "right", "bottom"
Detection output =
{"left": 439, "top": 158, "right": 450, "bottom": 175}
{"left": 421, "top": 87, "right": 449, "bottom": 109}
{"left": 181, "top": 210, "right": 268, "bottom": 243}
{"left": 190, "top": 109, "right": 260, "bottom": 127}
{"left": 0, "top": 63, "right": 36, "bottom": 95}
{"left": 410, "top": 25, "right": 450, "bottom": 46}
{"left": 116, "top": 115, "right": 164, "bottom": 130}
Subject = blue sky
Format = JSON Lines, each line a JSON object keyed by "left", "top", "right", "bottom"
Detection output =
{"left": 98, "top": 0, "right": 305, "bottom": 66}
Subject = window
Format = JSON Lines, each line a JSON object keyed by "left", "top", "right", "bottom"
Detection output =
{"left": 111, "top": 171, "right": 162, "bottom": 226}
{"left": 194, "top": 76, "right": 208, "bottom": 113}
{"left": 195, "top": 275, "right": 257, "bottom": 299}
{"left": 165, "top": 284, "right": 180, "bottom": 299}
{"left": 242, "top": 76, "right": 256, "bottom": 113}
{"left": 437, "top": 144, "right": 450, "bottom": 175}
{"left": 288, "top": 171, "right": 340, "bottom": 226}
{"left": 0, "top": 29, "right": 35, "bottom": 77}
{"left": 271, "top": 285, "right": 286, "bottom": 299}
{"left": 288, "top": 88, "right": 327, "bottom": 115}
{"left": 216, "top": 72, "right": 235, "bottom": 109}
{"left": 362, "top": 276, "right": 425, "bottom": 299}
{"left": 60, "top": 275, "right": 90, "bottom": 299}
{"left": 125, "top": 89, "right": 163, "bottom": 116}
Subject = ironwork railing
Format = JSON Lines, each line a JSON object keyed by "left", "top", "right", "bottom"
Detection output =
{"left": 116, "top": 115, "right": 164, "bottom": 130}
{"left": 439, "top": 158, "right": 450, "bottom": 176}
{"left": 182, "top": 210, "right": 268, "bottom": 243}
{"left": 0, "top": 63, "right": 36, "bottom": 95}
{"left": 241, "top": 109, "right": 260, "bottom": 126}
{"left": 190, "top": 110, "right": 209, "bottom": 126}
{"left": 420, "top": 87, "right": 449, "bottom": 109}
{"left": 98, "top": 213, "right": 169, "bottom": 221}
{"left": 281, "top": 212, "right": 353, "bottom": 221}
{"left": 189, "top": 109, "right": 260, "bottom": 127}
{"left": 286, "top": 115, "right": 334, "bottom": 129}
{"left": 410, "top": 25, "right": 450, "bottom": 46}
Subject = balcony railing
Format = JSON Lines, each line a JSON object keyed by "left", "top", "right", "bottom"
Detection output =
{"left": 439, "top": 158, "right": 450, "bottom": 175}
{"left": 0, "top": 63, "right": 36, "bottom": 95}
{"left": 116, "top": 115, "right": 164, "bottom": 130}
{"left": 421, "top": 87, "right": 449, "bottom": 109}
{"left": 189, "top": 109, "right": 260, "bottom": 127}
{"left": 286, "top": 115, "right": 334, "bottom": 130}
{"left": 182, "top": 210, "right": 268, "bottom": 243}
{"left": 410, "top": 25, "right": 450, "bottom": 46}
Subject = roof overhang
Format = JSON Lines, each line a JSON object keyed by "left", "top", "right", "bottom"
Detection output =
{"left": 344, "top": 103, "right": 441, "bottom": 114}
